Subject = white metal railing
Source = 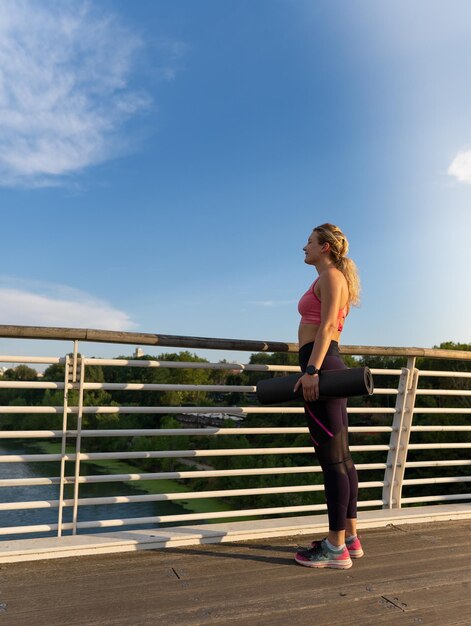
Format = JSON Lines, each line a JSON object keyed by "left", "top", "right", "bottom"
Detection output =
{"left": 0, "top": 325, "right": 469, "bottom": 539}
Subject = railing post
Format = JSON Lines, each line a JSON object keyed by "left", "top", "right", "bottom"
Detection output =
{"left": 57, "top": 354, "right": 71, "bottom": 537}
{"left": 382, "top": 358, "right": 418, "bottom": 508}
{"left": 72, "top": 353, "right": 85, "bottom": 535}
{"left": 72, "top": 339, "right": 79, "bottom": 383}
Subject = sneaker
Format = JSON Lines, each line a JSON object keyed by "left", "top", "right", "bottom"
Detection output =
{"left": 310, "top": 535, "right": 364, "bottom": 558}
{"left": 295, "top": 538, "right": 352, "bottom": 569}
{"left": 345, "top": 535, "right": 364, "bottom": 558}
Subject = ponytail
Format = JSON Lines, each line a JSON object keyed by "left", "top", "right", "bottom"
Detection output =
{"left": 314, "top": 223, "right": 361, "bottom": 307}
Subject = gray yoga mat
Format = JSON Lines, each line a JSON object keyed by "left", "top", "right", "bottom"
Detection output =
{"left": 256, "top": 367, "right": 374, "bottom": 405}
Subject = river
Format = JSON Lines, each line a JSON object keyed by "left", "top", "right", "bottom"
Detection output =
{"left": 0, "top": 444, "right": 193, "bottom": 541}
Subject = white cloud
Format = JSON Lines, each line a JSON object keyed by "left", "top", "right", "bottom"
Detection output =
{"left": 155, "top": 39, "right": 189, "bottom": 81}
{"left": 447, "top": 149, "right": 471, "bottom": 184}
{"left": 0, "top": 0, "right": 159, "bottom": 186}
{"left": 0, "top": 280, "right": 136, "bottom": 330}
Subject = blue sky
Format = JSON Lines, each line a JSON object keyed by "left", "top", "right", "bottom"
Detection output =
{"left": 0, "top": 0, "right": 470, "bottom": 362}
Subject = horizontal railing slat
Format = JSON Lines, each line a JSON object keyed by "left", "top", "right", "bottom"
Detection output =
{"left": 0, "top": 426, "right": 394, "bottom": 438}
{"left": 0, "top": 481, "right": 386, "bottom": 512}
{"left": 0, "top": 499, "right": 387, "bottom": 535}
{"left": 0, "top": 444, "right": 392, "bottom": 463}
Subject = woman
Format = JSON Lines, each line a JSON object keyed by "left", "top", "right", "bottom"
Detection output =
{"left": 293, "top": 223, "right": 363, "bottom": 569}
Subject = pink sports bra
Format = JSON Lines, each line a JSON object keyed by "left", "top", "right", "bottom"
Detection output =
{"left": 298, "top": 277, "right": 348, "bottom": 331}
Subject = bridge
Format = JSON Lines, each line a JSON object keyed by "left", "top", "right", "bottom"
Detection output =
{"left": 0, "top": 326, "right": 469, "bottom": 624}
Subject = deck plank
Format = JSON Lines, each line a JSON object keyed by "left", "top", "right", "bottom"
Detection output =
{"left": 0, "top": 519, "right": 469, "bottom": 625}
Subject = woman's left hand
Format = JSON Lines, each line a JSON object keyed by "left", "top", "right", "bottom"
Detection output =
{"left": 293, "top": 373, "right": 320, "bottom": 402}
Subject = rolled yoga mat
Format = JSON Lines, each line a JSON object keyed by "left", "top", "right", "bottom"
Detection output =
{"left": 256, "top": 367, "right": 374, "bottom": 405}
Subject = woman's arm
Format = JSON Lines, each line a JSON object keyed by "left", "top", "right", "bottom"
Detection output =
{"left": 294, "top": 270, "right": 344, "bottom": 402}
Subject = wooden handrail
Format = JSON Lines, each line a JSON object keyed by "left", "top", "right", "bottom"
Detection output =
{"left": 0, "top": 324, "right": 469, "bottom": 360}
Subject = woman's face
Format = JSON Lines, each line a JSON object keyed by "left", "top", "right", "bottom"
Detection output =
{"left": 303, "top": 231, "right": 323, "bottom": 265}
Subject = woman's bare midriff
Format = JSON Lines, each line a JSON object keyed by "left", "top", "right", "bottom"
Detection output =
{"left": 298, "top": 323, "right": 341, "bottom": 350}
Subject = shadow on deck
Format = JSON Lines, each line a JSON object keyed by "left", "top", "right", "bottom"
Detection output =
{"left": 0, "top": 519, "right": 470, "bottom": 625}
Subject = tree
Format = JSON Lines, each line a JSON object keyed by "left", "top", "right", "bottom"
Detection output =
{"left": 3, "top": 365, "right": 38, "bottom": 381}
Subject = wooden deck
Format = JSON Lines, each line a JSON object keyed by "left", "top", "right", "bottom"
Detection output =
{"left": 0, "top": 519, "right": 470, "bottom": 625}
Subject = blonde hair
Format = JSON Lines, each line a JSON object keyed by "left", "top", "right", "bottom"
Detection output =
{"left": 313, "top": 223, "right": 361, "bottom": 306}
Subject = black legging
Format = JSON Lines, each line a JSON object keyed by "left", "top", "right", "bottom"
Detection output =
{"left": 299, "top": 341, "right": 358, "bottom": 531}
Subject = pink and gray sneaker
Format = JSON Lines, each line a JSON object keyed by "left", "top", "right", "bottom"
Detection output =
{"left": 345, "top": 535, "right": 364, "bottom": 558}
{"left": 295, "top": 538, "right": 352, "bottom": 569}
{"left": 310, "top": 534, "right": 364, "bottom": 558}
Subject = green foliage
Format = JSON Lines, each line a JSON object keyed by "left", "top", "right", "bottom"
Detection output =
{"left": 104, "top": 351, "right": 213, "bottom": 411}
{"left": 3, "top": 365, "right": 38, "bottom": 380}
{"left": 0, "top": 365, "right": 41, "bottom": 430}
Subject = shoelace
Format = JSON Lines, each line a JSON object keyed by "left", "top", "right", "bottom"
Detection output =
{"left": 297, "top": 540, "right": 324, "bottom": 556}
